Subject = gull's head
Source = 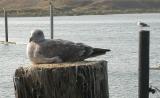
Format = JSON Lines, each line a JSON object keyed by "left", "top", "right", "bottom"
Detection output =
{"left": 29, "top": 29, "right": 45, "bottom": 43}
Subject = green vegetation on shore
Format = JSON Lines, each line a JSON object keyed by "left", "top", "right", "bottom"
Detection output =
{"left": 0, "top": 8, "right": 160, "bottom": 17}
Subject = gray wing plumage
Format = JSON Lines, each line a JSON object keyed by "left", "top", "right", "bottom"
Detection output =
{"left": 38, "top": 39, "right": 91, "bottom": 62}
{"left": 38, "top": 39, "right": 109, "bottom": 62}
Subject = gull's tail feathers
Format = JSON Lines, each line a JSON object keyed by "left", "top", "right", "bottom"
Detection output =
{"left": 90, "top": 48, "right": 111, "bottom": 57}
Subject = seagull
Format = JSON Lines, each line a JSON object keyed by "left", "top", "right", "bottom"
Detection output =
{"left": 137, "top": 21, "right": 150, "bottom": 27}
{"left": 27, "top": 29, "right": 111, "bottom": 64}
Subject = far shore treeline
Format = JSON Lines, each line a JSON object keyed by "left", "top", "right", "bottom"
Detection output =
{"left": 0, "top": 0, "right": 160, "bottom": 17}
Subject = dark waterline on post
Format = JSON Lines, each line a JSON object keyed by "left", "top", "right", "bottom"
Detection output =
{"left": 138, "top": 30, "right": 150, "bottom": 98}
{"left": 50, "top": 2, "right": 54, "bottom": 39}
{"left": 4, "top": 8, "right": 8, "bottom": 42}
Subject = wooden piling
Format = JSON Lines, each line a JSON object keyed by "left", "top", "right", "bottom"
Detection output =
{"left": 3, "top": 8, "right": 8, "bottom": 42}
{"left": 50, "top": 2, "right": 54, "bottom": 39}
{"left": 13, "top": 61, "right": 109, "bottom": 98}
{"left": 138, "top": 30, "right": 150, "bottom": 98}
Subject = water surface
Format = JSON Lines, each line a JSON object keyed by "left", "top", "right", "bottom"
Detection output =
{"left": 0, "top": 13, "right": 160, "bottom": 98}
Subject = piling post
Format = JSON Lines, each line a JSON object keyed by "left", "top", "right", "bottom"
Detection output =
{"left": 13, "top": 61, "right": 109, "bottom": 98}
{"left": 50, "top": 1, "right": 54, "bottom": 39}
{"left": 3, "top": 8, "right": 8, "bottom": 42}
{"left": 138, "top": 30, "right": 150, "bottom": 98}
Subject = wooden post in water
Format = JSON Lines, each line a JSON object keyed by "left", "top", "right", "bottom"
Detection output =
{"left": 50, "top": 1, "right": 54, "bottom": 39}
{"left": 3, "top": 8, "right": 8, "bottom": 42}
{"left": 138, "top": 30, "right": 150, "bottom": 98}
{"left": 13, "top": 61, "right": 109, "bottom": 98}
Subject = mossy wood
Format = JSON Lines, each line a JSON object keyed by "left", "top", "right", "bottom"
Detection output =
{"left": 13, "top": 61, "right": 109, "bottom": 98}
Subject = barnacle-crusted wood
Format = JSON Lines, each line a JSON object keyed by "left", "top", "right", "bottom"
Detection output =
{"left": 13, "top": 61, "right": 109, "bottom": 98}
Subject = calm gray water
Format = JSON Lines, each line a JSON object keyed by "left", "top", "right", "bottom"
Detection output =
{"left": 0, "top": 13, "right": 160, "bottom": 98}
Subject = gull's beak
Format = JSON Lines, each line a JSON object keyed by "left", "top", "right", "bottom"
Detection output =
{"left": 29, "top": 37, "right": 33, "bottom": 42}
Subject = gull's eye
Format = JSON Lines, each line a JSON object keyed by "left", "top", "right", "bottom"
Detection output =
{"left": 37, "top": 32, "right": 41, "bottom": 36}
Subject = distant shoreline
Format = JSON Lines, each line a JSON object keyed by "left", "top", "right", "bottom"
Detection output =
{"left": 0, "top": 9, "right": 160, "bottom": 17}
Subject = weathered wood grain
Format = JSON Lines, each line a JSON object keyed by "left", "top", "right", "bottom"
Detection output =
{"left": 13, "top": 61, "right": 109, "bottom": 98}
